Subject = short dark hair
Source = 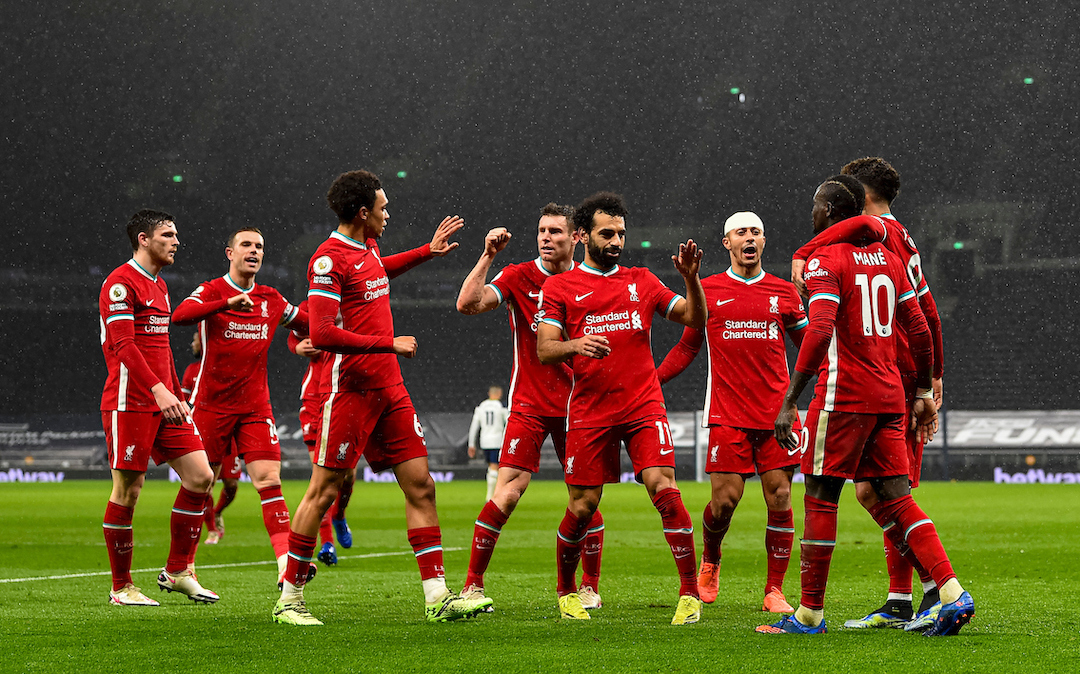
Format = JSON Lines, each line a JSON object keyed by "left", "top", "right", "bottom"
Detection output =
{"left": 820, "top": 174, "right": 865, "bottom": 220}
{"left": 126, "top": 209, "right": 174, "bottom": 251}
{"left": 841, "top": 156, "right": 901, "bottom": 204}
{"left": 572, "top": 191, "right": 628, "bottom": 234}
{"left": 540, "top": 202, "right": 575, "bottom": 223}
{"left": 327, "top": 170, "right": 382, "bottom": 223}
{"left": 227, "top": 227, "right": 263, "bottom": 248}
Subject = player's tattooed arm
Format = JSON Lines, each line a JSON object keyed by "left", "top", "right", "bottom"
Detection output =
{"left": 456, "top": 227, "right": 510, "bottom": 315}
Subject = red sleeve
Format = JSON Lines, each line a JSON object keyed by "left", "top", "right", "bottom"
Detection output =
{"left": 283, "top": 302, "right": 309, "bottom": 335}
{"left": 287, "top": 330, "right": 305, "bottom": 353}
{"left": 382, "top": 244, "right": 433, "bottom": 279}
{"left": 793, "top": 216, "right": 886, "bottom": 261}
{"left": 793, "top": 298, "right": 837, "bottom": 376}
{"left": 656, "top": 327, "right": 703, "bottom": 384}
{"left": 172, "top": 284, "right": 227, "bottom": 325}
{"left": 897, "top": 294, "right": 933, "bottom": 388}
{"left": 918, "top": 289, "right": 944, "bottom": 379}
{"left": 308, "top": 294, "right": 395, "bottom": 354}
{"left": 107, "top": 320, "right": 164, "bottom": 393}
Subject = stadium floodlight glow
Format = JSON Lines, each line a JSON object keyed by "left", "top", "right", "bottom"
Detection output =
{"left": 1023, "top": 77, "right": 1034, "bottom": 85}
{"left": 396, "top": 171, "right": 407, "bottom": 178}
{"left": 172, "top": 175, "right": 183, "bottom": 183}
{"left": 729, "top": 87, "right": 740, "bottom": 95}
{"left": 953, "top": 241, "right": 965, "bottom": 250}
{"left": 640, "top": 241, "right": 652, "bottom": 248}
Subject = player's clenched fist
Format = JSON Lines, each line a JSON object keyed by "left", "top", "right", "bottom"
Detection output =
{"left": 485, "top": 227, "right": 511, "bottom": 255}
{"left": 393, "top": 335, "right": 419, "bottom": 358}
{"left": 573, "top": 334, "right": 611, "bottom": 360}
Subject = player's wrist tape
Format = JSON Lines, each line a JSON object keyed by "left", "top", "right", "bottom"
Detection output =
{"left": 915, "top": 388, "right": 934, "bottom": 399}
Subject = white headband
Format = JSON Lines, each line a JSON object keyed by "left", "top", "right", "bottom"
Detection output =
{"left": 724, "top": 211, "right": 764, "bottom": 236}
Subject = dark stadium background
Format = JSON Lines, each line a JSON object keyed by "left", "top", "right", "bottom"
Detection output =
{"left": 2, "top": 1, "right": 1078, "bottom": 478}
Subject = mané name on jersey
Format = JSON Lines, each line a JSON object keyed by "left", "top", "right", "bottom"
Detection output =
{"left": 540, "top": 263, "right": 681, "bottom": 429}
{"left": 487, "top": 257, "right": 574, "bottom": 416}
{"left": 802, "top": 242, "right": 919, "bottom": 414}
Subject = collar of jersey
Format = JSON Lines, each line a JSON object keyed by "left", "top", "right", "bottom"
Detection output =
{"left": 881, "top": 213, "right": 896, "bottom": 220}
{"left": 725, "top": 267, "right": 765, "bottom": 285}
{"left": 223, "top": 273, "right": 255, "bottom": 293}
{"left": 579, "top": 262, "right": 619, "bottom": 277}
{"left": 330, "top": 231, "right": 368, "bottom": 249}
{"left": 126, "top": 258, "right": 157, "bottom": 281}
{"left": 533, "top": 257, "right": 575, "bottom": 276}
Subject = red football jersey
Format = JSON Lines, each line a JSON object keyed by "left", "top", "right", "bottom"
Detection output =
{"left": 180, "top": 361, "right": 200, "bottom": 401}
{"left": 798, "top": 242, "right": 930, "bottom": 414}
{"left": 175, "top": 275, "right": 300, "bottom": 414}
{"left": 539, "top": 263, "right": 681, "bottom": 429}
{"left": 487, "top": 258, "right": 574, "bottom": 416}
{"left": 698, "top": 269, "right": 807, "bottom": 430}
{"left": 99, "top": 259, "right": 182, "bottom": 411}
{"left": 288, "top": 301, "right": 325, "bottom": 404}
{"left": 794, "top": 214, "right": 944, "bottom": 377}
{"left": 307, "top": 232, "right": 402, "bottom": 392}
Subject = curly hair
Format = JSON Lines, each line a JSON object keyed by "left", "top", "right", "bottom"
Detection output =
{"left": 820, "top": 174, "right": 865, "bottom": 220}
{"left": 327, "top": 170, "right": 382, "bottom": 223}
{"left": 841, "top": 156, "right": 900, "bottom": 205}
{"left": 572, "top": 191, "right": 628, "bottom": 234}
{"left": 126, "top": 209, "right": 174, "bottom": 251}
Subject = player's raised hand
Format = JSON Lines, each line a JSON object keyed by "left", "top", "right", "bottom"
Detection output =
{"left": 226, "top": 293, "right": 255, "bottom": 311}
{"left": 393, "top": 335, "right": 419, "bottom": 358}
{"left": 774, "top": 402, "right": 800, "bottom": 450}
{"left": 429, "top": 216, "right": 465, "bottom": 256}
{"left": 672, "top": 239, "right": 703, "bottom": 278}
{"left": 791, "top": 258, "right": 808, "bottom": 299}
{"left": 485, "top": 227, "right": 512, "bottom": 256}
{"left": 573, "top": 334, "right": 611, "bottom": 359}
{"left": 912, "top": 397, "right": 938, "bottom": 445}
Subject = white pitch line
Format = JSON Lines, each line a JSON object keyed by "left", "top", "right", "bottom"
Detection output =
{"left": 0, "top": 547, "right": 463, "bottom": 584}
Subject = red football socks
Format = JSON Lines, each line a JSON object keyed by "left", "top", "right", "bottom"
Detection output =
{"left": 284, "top": 531, "right": 317, "bottom": 587}
{"left": 407, "top": 526, "right": 446, "bottom": 581}
{"left": 166, "top": 486, "right": 206, "bottom": 574}
{"left": 799, "top": 495, "right": 838, "bottom": 611}
{"left": 701, "top": 502, "right": 731, "bottom": 566}
{"left": 653, "top": 488, "right": 698, "bottom": 598}
{"left": 556, "top": 509, "right": 591, "bottom": 596}
{"left": 580, "top": 510, "right": 605, "bottom": 591}
{"left": 103, "top": 501, "right": 135, "bottom": 590}
{"left": 258, "top": 486, "right": 292, "bottom": 558}
{"left": 765, "top": 508, "right": 795, "bottom": 593}
{"left": 465, "top": 500, "right": 509, "bottom": 589}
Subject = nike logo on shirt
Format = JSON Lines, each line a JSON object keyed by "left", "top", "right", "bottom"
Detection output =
{"left": 659, "top": 448, "right": 674, "bottom": 455}
{"left": 528, "top": 291, "right": 541, "bottom": 298}
{"left": 716, "top": 299, "right": 734, "bottom": 307}
{"left": 354, "top": 262, "right": 365, "bottom": 270}
{"left": 146, "top": 299, "right": 154, "bottom": 306}
{"left": 575, "top": 292, "right": 594, "bottom": 301}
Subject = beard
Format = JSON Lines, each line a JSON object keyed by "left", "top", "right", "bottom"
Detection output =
{"left": 587, "top": 237, "right": 621, "bottom": 269}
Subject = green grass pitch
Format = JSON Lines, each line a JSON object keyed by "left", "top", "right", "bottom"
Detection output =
{"left": 1, "top": 479, "right": 1078, "bottom": 673}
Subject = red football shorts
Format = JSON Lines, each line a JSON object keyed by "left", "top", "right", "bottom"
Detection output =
{"left": 802, "top": 408, "right": 909, "bottom": 481}
{"left": 102, "top": 410, "right": 203, "bottom": 472}
{"left": 705, "top": 422, "right": 802, "bottom": 476}
{"left": 299, "top": 398, "right": 322, "bottom": 448}
{"left": 192, "top": 407, "right": 281, "bottom": 465}
{"left": 900, "top": 371, "right": 925, "bottom": 488}
{"left": 564, "top": 414, "right": 676, "bottom": 486}
{"left": 219, "top": 451, "right": 244, "bottom": 480}
{"left": 315, "top": 383, "right": 427, "bottom": 472}
{"left": 498, "top": 412, "right": 566, "bottom": 473}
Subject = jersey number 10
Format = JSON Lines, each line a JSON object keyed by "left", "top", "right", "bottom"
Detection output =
{"left": 853, "top": 273, "right": 896, "bottom": 338}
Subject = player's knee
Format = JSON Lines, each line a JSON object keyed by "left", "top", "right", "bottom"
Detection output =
{"left": 766, "top": 483, "right": 792, "bottom": 511}
{"left": 185, "top": 469, "right": 214, "bottom": 493}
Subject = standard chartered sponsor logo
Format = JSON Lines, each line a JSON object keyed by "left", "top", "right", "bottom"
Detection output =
{"left": 364, "top": 275, "right": 390, "bottom": 301}
{"left": 722, "top": 318, "right": 776, "bottom": 340}
{"left": 224, "top": 320, "right": 269, "bottom": 340}
{"left": 144, "top": 315, "right": 170, "bottom": 333}
{"left": 583, "top": 309, "right": 641, "bottom": 335}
